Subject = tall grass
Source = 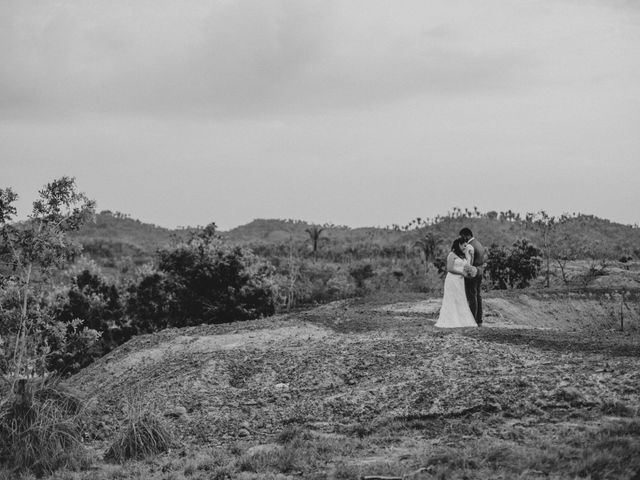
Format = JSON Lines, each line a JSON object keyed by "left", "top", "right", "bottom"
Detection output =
{"left": 104, "top": 396, "right": 172, "bottom": 463}
{"left": 0, "top": 377, "right": 88, "bottom": 476}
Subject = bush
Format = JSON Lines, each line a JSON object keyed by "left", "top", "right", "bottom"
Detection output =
{"left": 49, "top": 265, "right": 127, "bottom": 375}
{"left": 55, "top": 269, "right": 125, "bottom": 333}
{"left": 486, "top": 239, "right": 543, "bottom": 289}
{"left": 0, "top": 377, "right": 89, "bottom": 476}
{"left": 507, "top": 239, "right": 543, "bottom": 288}
{"left": 126, "top": 271, "right": 172, "bottom": 332}
{"left": 326, "top": 272, "right": 356, "bottom": 299}
{"left": 486, "top": 244, "right": 510, "bottom": 290}
{"left": 44, "top": 317, "right": 104, "bottom": 376}
{"left": 128, "top": 233, "right": 276, "bottom": 330}
{"left": 349, "top": 263, "right": 375, "bottom": 292}
{"left": 0, "top": 291, "right": 100, "bottom": 379}
{"left": 0, "top": 177, "right": 97, "bottom": 379}
{"left": 105, "top": 409, "right": 171, "bottom": 463}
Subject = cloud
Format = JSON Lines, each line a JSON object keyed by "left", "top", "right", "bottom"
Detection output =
{"left": 0, "top": 0, "right": 540, "bottom": 119}
{"left": 2, "top": 0, "right": 640, "bottom": 230}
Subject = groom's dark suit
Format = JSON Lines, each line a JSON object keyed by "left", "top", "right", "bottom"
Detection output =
{"left": 465, "top": 237, "right": 485, "bottom": 325}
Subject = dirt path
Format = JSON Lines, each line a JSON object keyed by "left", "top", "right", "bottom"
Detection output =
{"left": 376, "top": 298, "right": 538, "bottom": 329}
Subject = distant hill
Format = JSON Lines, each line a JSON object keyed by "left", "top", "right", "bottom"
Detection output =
{"left": 419, "top": 214, "right": 640, "bottom": 259}
{"left": 224, "top": 214, "right": 640, "bottom": 260}
{"left": 222, "top": 218, "right": 394, "bottom": 244}
{"left": 72, "top": 210, "right": 640, "bottom": 270}
{"left": 71, "top": 210, "right": 185, "bottom": 270}
{"left": 223, "top": 218, "right": 317, "bottom": 243}
{"left": 74, "top": 210, "right": 175, "bottom": 246}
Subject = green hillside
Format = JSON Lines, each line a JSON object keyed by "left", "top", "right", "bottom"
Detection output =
{"left": 408, "top": 213, "right": 640, "bottom": 259}
{"left": 222, "top": 212, "right": 640, "bottom": 261}
{"left": 71, "top": 210, "right": 183, "bottom": 271}
{"left": 76, "top": 209, "right": 640, "bottom": 267}
{"left": 222, "top": 218, "right": 318, "bottom": 242}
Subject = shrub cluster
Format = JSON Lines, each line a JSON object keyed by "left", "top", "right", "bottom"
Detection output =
{"left": 127, "top": 232, "right": 276, "bottom": 331}
{"left": 48, "top": 232, "right": 278, "bottom": 373}
{"left": 486, "top": 239, "right": 543, "bottom": 289}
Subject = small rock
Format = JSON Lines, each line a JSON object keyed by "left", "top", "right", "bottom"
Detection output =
{"left": 165, "top": 406, "right": 188, "bottom": 418}
{"left": 238, "top": 428, "right": 250, "bottom": 437}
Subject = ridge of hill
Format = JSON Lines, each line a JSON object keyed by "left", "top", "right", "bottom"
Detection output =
{"left": 222, "top": 218, "right": 319, "bottom": 242}
{"left": 73, "top": 210, "right": 176, "bottom": 248}
{"left": 70, "top": 211, "right": 185, "bottom": 270}
{"left": 221, "top": 218, "right": 403, "bottom": 245}
{"left": 72, "top": 210, "right": 640, "bottom": 264}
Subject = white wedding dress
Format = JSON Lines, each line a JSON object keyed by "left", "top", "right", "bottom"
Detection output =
{"left": 435, "top": 253, "right": 478, "bottom": 328}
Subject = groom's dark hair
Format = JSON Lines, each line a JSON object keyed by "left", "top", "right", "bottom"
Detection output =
{"left": 459, "top": 227, "right": 473, "bottom": 238}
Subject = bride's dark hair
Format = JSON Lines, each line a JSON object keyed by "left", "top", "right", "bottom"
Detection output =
{"left": 451, "top": 237, "right": 466, "bottom": 259}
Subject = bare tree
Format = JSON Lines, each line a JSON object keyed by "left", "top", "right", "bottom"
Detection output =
{"left": 285, "top": 235, "right": 300, "bottom": 311}
{"left": 526, "top": 210, "right": 556, "bottom": 288}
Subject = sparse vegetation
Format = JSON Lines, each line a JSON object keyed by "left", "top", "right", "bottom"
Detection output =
{"left": 127, "top": 224, "right": 276, "bottom": 330}
{"left": 104, "top": 399, "right": 172, "bottom": 463}
{"left": 60, "top": 208, "right": 640, "bottom": 314}
{"left": 0, "top": 377, "right": 89, "bottom": 476}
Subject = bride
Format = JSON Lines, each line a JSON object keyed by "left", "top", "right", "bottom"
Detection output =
{"left": 435, "top": 237, "right": 478, "bottom": 328}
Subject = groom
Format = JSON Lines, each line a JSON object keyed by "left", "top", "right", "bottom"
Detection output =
{"left": 460, "top": 227, "right": 485, "bottom": 326}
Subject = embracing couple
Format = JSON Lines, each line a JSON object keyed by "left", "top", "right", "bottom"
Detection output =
{"left": 435, "top": 228, "right": 485, "bottom": 328}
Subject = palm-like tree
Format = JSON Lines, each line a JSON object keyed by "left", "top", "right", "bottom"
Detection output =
{"left": 305, "top": 225, "right": 325, "bottom": 260}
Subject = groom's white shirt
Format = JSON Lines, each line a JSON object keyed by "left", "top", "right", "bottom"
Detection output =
{"left": 465, "top": 238, "right": 475, "bottom": 264}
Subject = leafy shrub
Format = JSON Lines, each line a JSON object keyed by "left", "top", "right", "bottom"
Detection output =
{"left": 57, "top": 269, "right": 125, "bottom": 334}
{"left": 0, "top": 177, "right": 97, "bottom": 379}
{"left": 128, "top": 231, "right": 275, "bottom": 330}
{"left": 508, "top": 239, "right": 544, "bottom": 288}
{"left": 126, "top": 271, "right": 172, "bottom": 332}
{"left": 349, "top": 264, "right": 375, "bottom": 291}
{"left": 486, "top": 244, "right": 510, "bottom": 290}
{"left": 326, "top": 272, "right": 356, "bottom": 298}
{"left": 51, "top": 268, "right": 135, "bottom": 375}
{"left": 0, "top": 292, "right": 100, "bottom": 379}
{"left": 486, "top": 239, "right": 543, "bottom": 289}
{"left": 43, "top": 318, "right": 103, "bottom": 376}
{"left": 0, "top": 377, "right": 89, "bottom": 476}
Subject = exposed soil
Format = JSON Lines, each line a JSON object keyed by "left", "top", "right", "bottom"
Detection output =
{"left": 67, "top": 291, "right": 640, "bottom": 479}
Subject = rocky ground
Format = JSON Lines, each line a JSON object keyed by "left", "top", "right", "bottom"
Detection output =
{"left": 63, "top": 290, "right": 640, "bottom": 480}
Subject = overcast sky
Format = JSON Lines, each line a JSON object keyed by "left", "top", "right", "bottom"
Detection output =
{"left": 2, "top": 0, "right": 639, "bottom": 230}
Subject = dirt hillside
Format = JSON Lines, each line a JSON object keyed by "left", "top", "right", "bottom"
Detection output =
{"left": 67, "top": 291, "right": 640, "bottom": 479}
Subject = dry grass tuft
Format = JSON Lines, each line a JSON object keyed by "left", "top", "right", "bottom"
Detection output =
{"left": 0, "top": 377, "right": 89, "bottom": 476}
{"left": 601, "top": 399, "right": 636, "bottom": 417}
{"left": 104, "top": 399, "right": 172, "bottom": 463}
